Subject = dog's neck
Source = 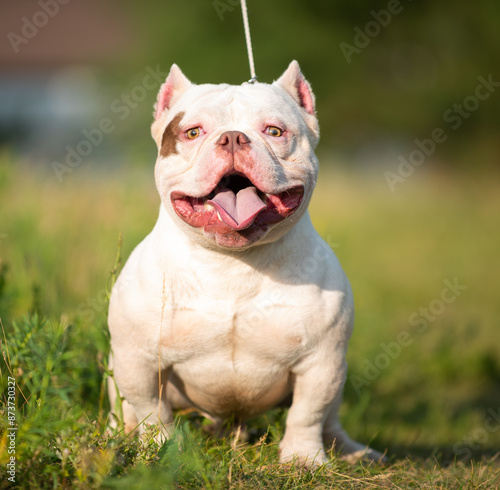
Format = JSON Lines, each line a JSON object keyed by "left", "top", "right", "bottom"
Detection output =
{"left": 152, "top": 204, "right": 315, "bottom": 276}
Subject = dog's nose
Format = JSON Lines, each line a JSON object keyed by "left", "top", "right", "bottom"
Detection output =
{"left": 216, "top": 131, "right": 250, "bottom": 154}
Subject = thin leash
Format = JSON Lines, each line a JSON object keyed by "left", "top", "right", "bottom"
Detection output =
{"left": 240, "top": 0, "right": 257, "bottom": 83}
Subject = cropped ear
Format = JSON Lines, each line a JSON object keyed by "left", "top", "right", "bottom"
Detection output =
{"left": 274, "top": 60, "right": 316, "bottom": 116}
{"left": 154, "top": 64, "right": 192, "bottom": 120}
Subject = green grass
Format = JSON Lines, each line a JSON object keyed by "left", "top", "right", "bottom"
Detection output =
{"left": 1, "top": 154, "right": 500, "bottom": 488}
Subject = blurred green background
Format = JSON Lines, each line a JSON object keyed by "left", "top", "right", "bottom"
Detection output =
{"left": 1, "top": 0, "right": 500, "bottom": 469}
{"left": 1, "top": 0, "right": 499, "bottom": 168}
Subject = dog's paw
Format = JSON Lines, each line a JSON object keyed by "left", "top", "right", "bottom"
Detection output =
{"left": 278, "top": 442, "right": 328, "bottom": 469}
{"left": 338, "top": 446, "right": 388, "bottom": 465}
{"left": 324, "top": 429, "right": 388, "bottom": 465}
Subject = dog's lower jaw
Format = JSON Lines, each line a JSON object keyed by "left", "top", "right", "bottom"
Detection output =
{"left": 170, "top": 185, "right": 304, "bottom": 249}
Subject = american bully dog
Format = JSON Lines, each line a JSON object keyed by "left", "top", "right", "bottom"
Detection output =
{"left": 108, "top": 61, "right": 384, "bottom": 466}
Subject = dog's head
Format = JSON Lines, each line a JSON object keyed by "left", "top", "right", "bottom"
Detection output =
{"left": 151, "top": 61, "right": 320, "bottom": 249}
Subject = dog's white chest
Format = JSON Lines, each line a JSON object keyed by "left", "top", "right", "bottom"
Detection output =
{"left": 159, "top": 287, "right": 310, "bottom": 365}
{"left": 158, "top": 286, "right": 317, "bottom": 417}
{"left": 160, "top": 279, "right": 325, "bottom": 410}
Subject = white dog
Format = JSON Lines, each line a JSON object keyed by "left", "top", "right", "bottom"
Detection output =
{"left": 108, "top": 61, "right": 384, "bottom": 466}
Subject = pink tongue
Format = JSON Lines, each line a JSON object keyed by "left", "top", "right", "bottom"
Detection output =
{"left": 208, "top": 187, "right": 266, "bottom": 230}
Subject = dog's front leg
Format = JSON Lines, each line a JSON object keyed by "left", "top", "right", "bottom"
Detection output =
{"left": 111, "top": 349, "right": 174, "bottom": 443}
{"left": 279, "top": 354, "right": 346, "bottom": 467}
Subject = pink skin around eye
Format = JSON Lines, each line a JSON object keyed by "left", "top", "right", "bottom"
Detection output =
{"left": 263, "top": 124, "right": 287, "bottom": 137}
{"left": 268, "top": 127, "right": 282, "bottom": 136}
{"left": 182, "top": 126, "right": 204, "bottom": 141}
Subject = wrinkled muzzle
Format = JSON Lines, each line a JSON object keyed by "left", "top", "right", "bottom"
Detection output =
{"left": 170, "top": 130, "right": 304, "bottom": 246}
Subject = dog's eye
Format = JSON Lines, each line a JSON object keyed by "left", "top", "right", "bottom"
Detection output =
{"left": 265, "top": 126, "right": 283, "bottom": 137}
{"left": 186, "top": 127, "right": 201, "bottom": 139}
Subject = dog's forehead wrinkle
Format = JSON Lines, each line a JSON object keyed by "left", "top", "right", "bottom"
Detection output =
{"left": 175, "top": 89, "right": 238, "bottom": 131}
{"left": 194, "top": 84, "right": 295, "bottom": 124}
{"left": 183, "top": 83, "right": 235, "bottom": 107}
{"left": 235, "top": 83, "right": 296, "bottom": 111}
{"left": 178, "top": 84, "right": 302, "bottom": 137}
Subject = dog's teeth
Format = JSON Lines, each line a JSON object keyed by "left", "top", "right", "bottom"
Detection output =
{"left": 204, "top": 202, "right": 221, "bottom": 220}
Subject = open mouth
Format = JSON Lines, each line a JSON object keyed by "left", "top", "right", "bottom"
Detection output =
{"left": 171, "top": 173, "right": 304, "bottom": 234}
